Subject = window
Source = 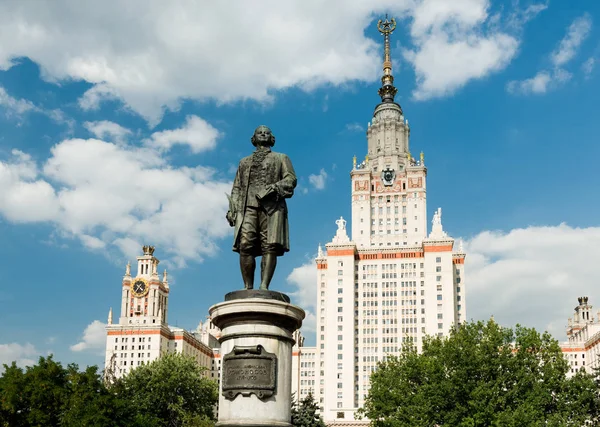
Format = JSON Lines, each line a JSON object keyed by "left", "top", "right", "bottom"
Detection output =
{"left": 437, "top": 313, "right": 443, "bottom": 319}
{"left": 437, "top": 295, "right": 442, "bottom": 301}
{"left": 436, "top": 266, "right": 441, "bottom": 272}
{"left": 338, "top": 335, "right": 343, "bottom": 340}
{"left": 338, "top": 297, "right": 343, "bottom": 303}
{"left": 338, "top": 270, "right": 343, "bottom": 276}
{"left": 436, "top": 276, "right": 442, "bottom": 282}
{"left": 436, "top": 257, "right": 441, "bottom": 263}
{"left": 438, "top": 323, "right": 443, "bottom": 329}
{"left": 338, "top": 354, "right": 343, "bottom": 360}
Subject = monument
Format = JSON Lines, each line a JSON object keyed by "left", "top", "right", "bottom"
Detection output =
{"left": 210, "top": 125, "right": 305, "bottom": 427}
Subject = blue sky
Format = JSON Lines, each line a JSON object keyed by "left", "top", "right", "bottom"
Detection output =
{"left": 1, "top": 0, "right": 600, "bottom": 370}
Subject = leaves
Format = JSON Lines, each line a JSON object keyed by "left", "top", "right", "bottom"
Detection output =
{"left": 361, "top": 320, "right": 600, "bottom": 427}
{"left": 0, "top": 353, "right": 217, "bottom": 427}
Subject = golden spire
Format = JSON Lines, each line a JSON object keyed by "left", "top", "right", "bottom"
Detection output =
{"left": 353, "top": 155, "right": 357, "bottom": 168}
{"left": 377, "top": 15, "right": 399, "bottom": 104}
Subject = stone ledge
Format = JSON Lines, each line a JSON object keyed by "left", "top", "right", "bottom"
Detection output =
{"left": 225, "top": 289, "right": 290, "bottom": 303}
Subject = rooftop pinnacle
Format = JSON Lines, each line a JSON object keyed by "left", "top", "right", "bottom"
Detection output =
{"left": 377, "top": 16, "right": 399, "bottom": 104}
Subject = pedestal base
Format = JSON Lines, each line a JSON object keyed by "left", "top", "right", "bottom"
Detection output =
{"left": 210, "top": 295, "right": 305, "bottom": 427}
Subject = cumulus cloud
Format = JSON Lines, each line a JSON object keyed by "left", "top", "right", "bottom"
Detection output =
{"left": 287, "top": 260, "right": 317, "bottom": 332}
{"left": 0, "top": 343, "right": 40, "bottom": 372}
{"left": 405, "top": 0, "right": 525, "bottom": 100}
{"left": 71, "top": 320, "right": 107, "bottom": 352}
{"left": 144, "top": 115, "right": 221, "bottom": 153}
{"left": 0, "top": 1, "right": 543, "bottom": 123}
{"left": 508, "top": 13, "right": 592, "bottom": 95}
{"left": 0, "top": 118, "right": 231, "bottom": 265}
{"left": 84, "top": 120, "right": 132, "bottom": 144}
{"left": 464, "top": 224, "right": 600, "bottom": 340}
{"left": 308, "top": 169, "right": 328, "bottom": 191}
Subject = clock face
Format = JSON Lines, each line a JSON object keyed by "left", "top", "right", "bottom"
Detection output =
{"left": 131, "top": 279, "right": 148, "bottom": 297}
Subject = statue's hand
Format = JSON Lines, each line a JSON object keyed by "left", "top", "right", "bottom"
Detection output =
{"left": 226, "top": 211, "right": 235, "bottom": 227}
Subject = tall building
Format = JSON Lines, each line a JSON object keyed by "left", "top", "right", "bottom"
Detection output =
{"left": 104, "top": 245, "right": 218, "bottom": 381}
{"left": 312, "top": 17, "right": 466, "bottom": 423}
{"left": 561, "top": 296, "right": 600, "bottom": 377}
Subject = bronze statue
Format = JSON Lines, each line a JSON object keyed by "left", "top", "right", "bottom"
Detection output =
{"left": 226, "top": 125, "right": 297, "bottom": 290}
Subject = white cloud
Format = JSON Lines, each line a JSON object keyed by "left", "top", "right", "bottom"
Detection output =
{"left": 345, "top": 122, "right": 365, "bottom": 132}
{"left": 308, "top": 169, "right": 328, "bottom": 191}
{"left": 508, "top": 13, "right": 592, "bottom": 95}
{"left": 551, "top": 14, "right": 592, "bottom": 67}
{"left": 71, "top": 320, "right": 107, "bottom": 352}
{"left": 287, "top": 260, "right": 317, "bottom": 332}
{"left": 0, "top": 87, "right": 37, "bottom": 115}
{"left": 145, "top": 115, "right": 221, "bottom": 153}
{"left": 0, "top": 1, "right": 543, "bottom": 123}
{"left": 582, "top": 57, "right": 595, "bottom": 78}
{"left": 0, "top": 343, "right": 40, "bottom": 372}
{"left": 464, "top": 224, "right": 600, "bottom": 340}
{"left": 84, "top": 120, "right": 132, "bottom": 144}
{"left": 405, "top": 0, "right": 522, "bottom": 100}
{"left": 506, "top": 69, "right": 573, "bottom": 94}
{"left": 0, "top": 119, "right": 231, "bottom": 264}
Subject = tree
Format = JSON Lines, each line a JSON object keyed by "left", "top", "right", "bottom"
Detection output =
{"left": 361, "top": 319, "right": 600, "bottom": 427}
{"left": 115, "top": 353, "right": 218, "bottom": 427}
{"left": 292, "top": 392, "right": 325, "bottom": 427}
{"left": 0, "top": 355, "right": 130, "bottom": 427}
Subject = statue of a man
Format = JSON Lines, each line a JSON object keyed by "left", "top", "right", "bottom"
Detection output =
{"left": 226, "top": 125, "right": 297, "bottom": 290}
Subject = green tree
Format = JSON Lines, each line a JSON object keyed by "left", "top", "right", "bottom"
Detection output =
{"left": 361, "top": 320, "right": 600, "bottom": 427}
{"left": 115, "top": 352, "right": 218, "bottom": 427}
{"left": 292, "top": 392, "right": 325, "bottom": 427}
{"left": 0, "top": 356, "right": 131, "bottom": 427}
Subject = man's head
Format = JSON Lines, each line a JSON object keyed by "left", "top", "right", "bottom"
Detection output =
{"left": 251, "top": 125, "right": 276, "bottom": 147}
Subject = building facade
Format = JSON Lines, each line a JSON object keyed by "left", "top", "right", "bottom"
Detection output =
{"left": 310, "top": 18, "right": 467, "bottom": 423}
{"left": 104, "top": 245, "right": 219, "bottom": 381}
{"left": 561, "top": 296, "right": 600, "bottom": 376}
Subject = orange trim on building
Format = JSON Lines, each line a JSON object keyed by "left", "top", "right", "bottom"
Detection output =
{"left": 317, "top": 262, "right": 327, "bottom": 270}
{"left": 357, "top": 251, "right": 423, "bottom": 260}
{"left": 292, "top": 351, "right": 299, "bottom": 356}
{"left": 453, "top": 258, "right": 465, "bottom": 264}
{"left": 327, "top": 248, "right": 355, "bottom": 256}
{"left": 560, "top": 347, "right": 585, "bottom": 352}
{"left": 423, "top": 244, "right": 453, "bottom": 252}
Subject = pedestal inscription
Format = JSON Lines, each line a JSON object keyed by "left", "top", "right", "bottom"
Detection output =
{"left": 222, "top": 345, "right": 277, "bottom": 400}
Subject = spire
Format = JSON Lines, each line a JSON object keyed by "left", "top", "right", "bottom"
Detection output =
{"left": 377, "top": 15, "right": 399, "bottom": 105}
{"left": 108, "top": 307, "right": 113, "bottom": 325}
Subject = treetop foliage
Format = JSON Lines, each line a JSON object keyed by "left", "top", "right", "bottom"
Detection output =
{"left": 361, "top": 319, "right": 600, "bottom": 427}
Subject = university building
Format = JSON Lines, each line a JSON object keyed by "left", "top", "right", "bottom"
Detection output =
{"left": 560, "top": 296, "right": 600, "bottom": 377}
{"left": 104, "top": 245, "right": 221, "bottom": 382}
{"left": 296, "top": 18, "right": 467, "bottom": 424}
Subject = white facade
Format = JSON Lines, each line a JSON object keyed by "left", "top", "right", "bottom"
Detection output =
{"left": 104, "top": 246, "right": 218, "bottom": 381}
{"left": 561, "top": 296, "right": 600, "bottom": 377}
{"left": 310, "top": 24, "right": 466, "bottom": 423}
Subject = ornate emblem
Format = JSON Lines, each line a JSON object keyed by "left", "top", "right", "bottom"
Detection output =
{"left": 381, "top": 167, "right": 395, "bottom": 186}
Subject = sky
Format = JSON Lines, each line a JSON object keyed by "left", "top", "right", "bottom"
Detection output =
{"left": 1, "top": 0, "right": 600, "bottom": 371}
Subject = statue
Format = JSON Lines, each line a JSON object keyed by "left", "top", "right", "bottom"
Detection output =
{"left": 226, "top": 125, "right": 297, "bottom": 290}
{"left": 125, "top": 262, "right": 131, "bottom": 276}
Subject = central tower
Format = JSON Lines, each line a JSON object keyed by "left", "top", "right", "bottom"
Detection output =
{"left": 313, "top": 17, "right": 466, "bottom": 424}
{"left": 351, "top": 16, "right": 427, "bottom": 249}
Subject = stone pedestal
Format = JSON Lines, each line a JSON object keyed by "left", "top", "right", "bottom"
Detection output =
{"left": 210, "top": 291, "right": 305, "bottom": 427}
